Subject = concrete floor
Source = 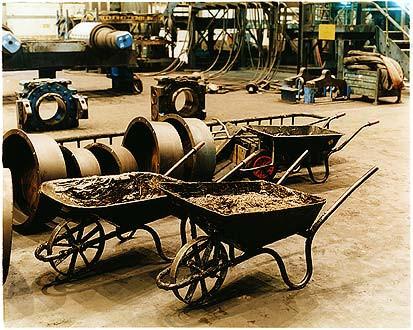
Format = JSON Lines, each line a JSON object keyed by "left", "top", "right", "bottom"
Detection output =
{"left": 2, "top": 70, "right": 410, "bottom": 327}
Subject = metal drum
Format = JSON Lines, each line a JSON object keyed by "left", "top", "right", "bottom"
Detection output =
{"left": 60, "top": 146, "right": 101, "bottom": 178}
{"left": 161, "top": 114, "right": 216, "bottom": 180}
{"left": 85, "top": 143, "right": 137, "bottom": 175}
{"left": 122, "top": 117, "right": 185, "bottom": 178}
{"left": 3, "top": 168, "right": 13, "bottom": 283}
{"left": 2, "top": 129, "right": 67, "bottom": 232}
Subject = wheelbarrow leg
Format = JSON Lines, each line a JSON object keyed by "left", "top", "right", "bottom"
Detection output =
{"left": 306, "top": 156, "right": 330, "bottom": 184}
{"left": 137, "top": 225, "right": 172, "bottom": 262}
{"left": 261, "top": 236, "right": 314, "bottom": 290}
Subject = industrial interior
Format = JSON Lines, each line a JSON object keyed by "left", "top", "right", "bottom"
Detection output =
{"left": 2, "top": 1, "right": 410, "bottom": 327}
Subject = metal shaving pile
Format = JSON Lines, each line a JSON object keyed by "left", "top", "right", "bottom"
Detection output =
{"left": 49, "top": 173, "right": 170, "bottom": 207}
{"left": 187, "top": 187, "right": 318, "bottom": 215}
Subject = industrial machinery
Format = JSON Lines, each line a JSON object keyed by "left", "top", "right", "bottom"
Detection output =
{"left": 99, "top": 12, "right": 173, "bottom": 69}
{"left": 303, "top": 69, "right": 349, "bottom": 103}
{"left": 16, "top": 79, "right": 88, "bottom": 132}
{"left": 151, "top": 76, "right": 207, "bottom": 121}
{"left": 3, "top": 24, "right": 138, "bottom": 93}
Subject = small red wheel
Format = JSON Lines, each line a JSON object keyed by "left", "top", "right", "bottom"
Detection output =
{"left": 251, "top": 154, "right": 276, "bottom": 180}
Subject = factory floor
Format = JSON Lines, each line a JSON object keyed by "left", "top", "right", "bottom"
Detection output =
{"left": 2, "top": 70, "right": 410, "bottom": 327}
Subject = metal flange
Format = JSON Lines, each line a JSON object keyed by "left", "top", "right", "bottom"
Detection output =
{"left": 85, "top": 143, "right": 138, "bottom": 175}
{"left": 161, "top": 114, "right": 216, "bottom": 180}
{"left": 60, "top": 146, "right": 101, "bottom": 178}
{"left": 122, "top": 117, "right": 185, "bottom": 178}
{"left": 2, "top": 129, "right": 67, "bottom": 232}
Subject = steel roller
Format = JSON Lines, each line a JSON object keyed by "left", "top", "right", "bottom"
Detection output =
{"left": 161, "top": 114, "right": 216, "bottom": 180}
{"left": 68, "top": 22, "right": 132, "bottom": 49}
{"left": 2, "top": 129, "right": 67, "bottom": 232}
{"left": 85, "top": 143, "right": 138, "bottom": 175}
{"left": 60, "top": 146, "right": 101, "bottom": 178}
{"left": 122, "top": 117, "right": 185, "bottom": 179}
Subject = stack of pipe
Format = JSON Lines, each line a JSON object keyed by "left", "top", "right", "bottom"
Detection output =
{"left": 2, "top": 115, "right": 215, "bottom": 232}
{"left": 2, "top": 130, "right": 138, "bottom": 232}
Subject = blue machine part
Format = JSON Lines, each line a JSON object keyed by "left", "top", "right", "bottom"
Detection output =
{"left": 2, "top": 30, "right": 21, "bottom": 54}
{"left": 304, "top": 86, "right": 316, "bottom": 104}
{"left": 115, "top": 32, "right": 133, "bottom": 49}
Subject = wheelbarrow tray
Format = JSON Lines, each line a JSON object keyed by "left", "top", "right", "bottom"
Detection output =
{"left": 247, "top": 125, "right": 343, "bottom": 165}
{"left": 40, "top": 172, "right": 178, "bottom": 226}
{"left": 161, "top": 181, "right": 326, "bottom": 251}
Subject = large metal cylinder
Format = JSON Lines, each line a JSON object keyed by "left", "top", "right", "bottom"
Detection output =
{"left": 68, "top": 22, "right": 132, "bottom": 49}
{"left": 3, "top": 168, "right": 13, "bottom": 283}
{"left": 122, "top": 117, "right": 185, "bottom": 178}
{"left": 2, "top": 26, "right": 21, "bottom": 54}
{"left": 60, "top": 146, "right": 101, "bottom": 178}
{"left": 85, "top": 143, "right": 137, "bottom": 175}
{"left": 2, "top": 129, "right": 67, "bottom": 232}
{"left": 161, "top": 114, "right": 216, "bottom": 180}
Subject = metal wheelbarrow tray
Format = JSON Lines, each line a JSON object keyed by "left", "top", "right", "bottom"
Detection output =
{"left": 156, "top": 167, "right": 378, "bottom": 306}
{"left": 245, "top": 120, "right": 379, "bottom": 183}
{"left": 35, "top": 172, "right": 179, "bottom": 278}
{"left": 160, "top": 181, "right": 325, "bottom": 251}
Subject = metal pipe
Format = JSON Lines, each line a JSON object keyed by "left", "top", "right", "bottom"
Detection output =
{"left": 164, "top": 141, "right": 205, "bottom": 177}
{"left": 2, "top": 129, "right": 67, "bottom": 231}
{"left": 85, "top": 143, "right": 137, "bottom": 175}
{"left": 276, "top": 150, "right": 309, "bottom": 185}
{"left": 216, "top": 149, "right": 262, "bottom": 183}
{"left": 3, "top": 168, "right": 13, "bottom": 283}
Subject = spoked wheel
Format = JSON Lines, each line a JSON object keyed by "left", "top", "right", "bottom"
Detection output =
{"left": 170, "top": 236, "right": 228, "bottom": 305}
{"left": 250, "top": 153, "right": 276, "bottom": 181}
{"left": 46, "top": 220, "right": 105, "bottom": 277}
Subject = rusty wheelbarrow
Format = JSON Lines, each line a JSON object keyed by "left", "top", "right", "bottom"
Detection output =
{"left": 156, "top": 166, "right": 378, "bottom": 305}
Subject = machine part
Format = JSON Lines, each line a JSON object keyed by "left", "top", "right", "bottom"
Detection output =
{"left": 2, "top": 129, "right": 67, "bottom": 232}
{"left": 108, "top": 67, "right": 143, "bottom": 94}
{"left": 161, "top": 114, "right": 216, "bottom": 180}
{"left": 60, "top": 146, "right": 101, "bottom": 178}
{"left": 85, "top": 143, "right": 138, "bottom": 175}
{"left": 2, "top": 27, "right": 21, "bottom": 55}
{"left": 68, "top": 22, "right": 133, "bottom": 49}
{"left": 151, "top": 76, "right": 206, "bottom": 121}
{"left": 304, "top": 69, "right": 349, "bottom": 104}
{"left": 16, "top": 78, "right": 88, "bottom": 132}
{"left": 3, "top": 169, "right": 13, "bottom": 284}
{"left": 122, "top": 117, "right": 185, "bottom": 179}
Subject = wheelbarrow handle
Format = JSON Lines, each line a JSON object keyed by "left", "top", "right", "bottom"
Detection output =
{"left": 164, "top": 141, "right": 205, "bottom": 177}
{"left": 216, "top": 149, "right": 262, "bottom": 182}
{"left": 308, "top": 112, "right": 346, "bottom": 127}
{"left": 276, "top": 150, "right": 309, "bottom": 185}
{"left": 330, "top": 120, "right": 379, "bottom": 154}
{"left": 322, "top": 112, "right": 346, "bottom": 128}
{"left": 310, "top": 166, "right": 379, "bottom": 235}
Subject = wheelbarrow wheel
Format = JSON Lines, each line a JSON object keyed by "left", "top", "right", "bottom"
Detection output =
{"left": 249, "top": 152, "right": 276, "bottom": 181}
{"left": 170, "top": 236, "right": 228, "bottom": 305}
{"left": 46, "top": 219, "right": 105, "bottom": 277}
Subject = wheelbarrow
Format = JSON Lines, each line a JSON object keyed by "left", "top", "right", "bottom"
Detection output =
{"left": 156, "top": 166, "right": 378, "bottom": 305}
{"left": 34, "top": 143, "right": 310, "bottom": 279}
{"left": 34, "top": 142, "right": 206, "bottom": 278}
{"left": 242, "top": 119, "right": 379, "bottom": 183}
